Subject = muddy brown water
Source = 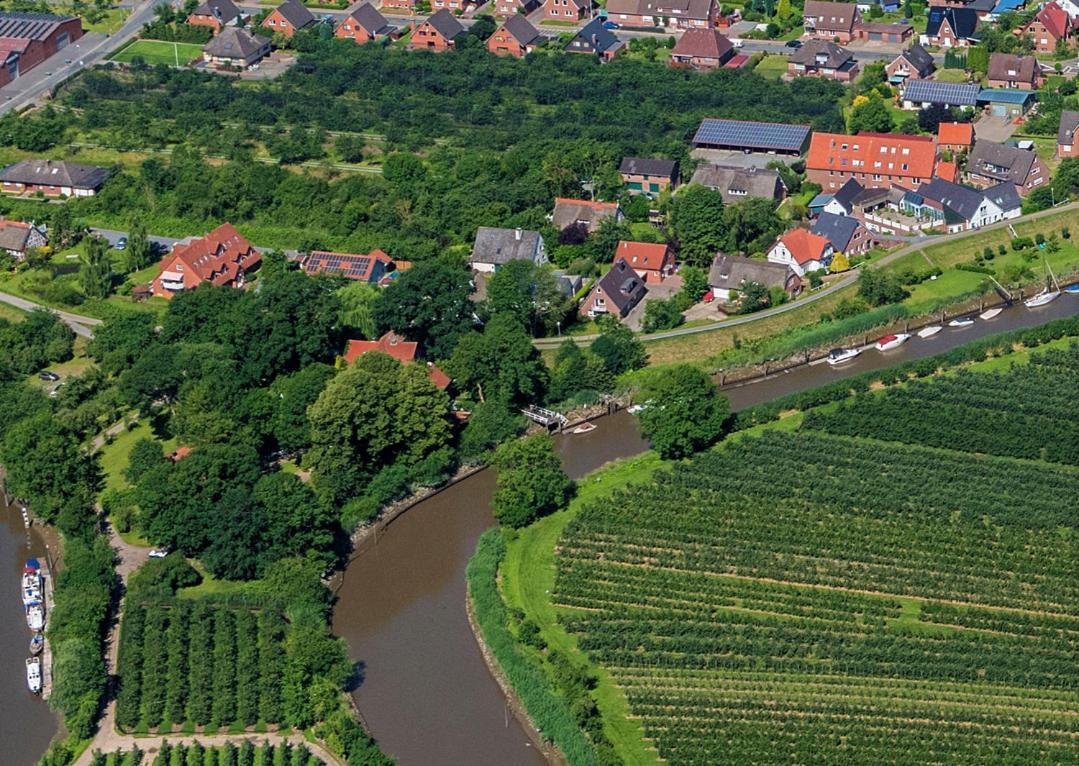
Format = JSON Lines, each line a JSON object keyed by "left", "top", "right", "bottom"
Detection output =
{"left": 333, "top": 297, "right": 1079, "bottom": 766}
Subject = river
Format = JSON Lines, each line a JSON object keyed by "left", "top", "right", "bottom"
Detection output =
{"left": 332, "top": 295, "right": 1079, "bottom": 766}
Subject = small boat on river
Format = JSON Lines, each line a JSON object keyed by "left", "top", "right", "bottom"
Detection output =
{"left": 1025, "top": 261, "right": 1061, "bottom": 308}
{"left": 875, "top": 334, "right": 910, "bottom": 352}
{"left": 26, "top": 602, "right": 44, "bottom": 632}
{"left": 26, "top": 657, "right": 41, "bottom": 694}
{"left": 917, "top": 325, "right": 943, "bottom": 338}
{"left": 1065, "top": 284, "right": 1079, "bottom": 295}
{"left": 948, "top": 316, "right": 975, "bottom": 328}
{"left": 979, "top": 307, "right": 1003, "bottom": 320}
{"left": 571, "top": 422, "right": 597, "bottom": 435}
{"left": 827, "top": 347, "right": 861, "bottom": 366}
{"left": 21, "top": 570, "right": 41, "bottom": 607}
{"left": 29, "top": 633, "right": 43, "bottom": 656}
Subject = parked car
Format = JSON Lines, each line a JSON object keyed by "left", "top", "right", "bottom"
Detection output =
{"left": 602, "top": 21, "right": 619, "bottom": 29}
{"left": 730, "top": 38, "right": 744, "bottom": 48}
{"left": 115, "top": 236, "right": 127, "bottom": 250}
{"left": 785, "top": 39, "right": 803, "bottom": 49}
{"left": 38, "top": 371, "right": 59, "bottom": 382}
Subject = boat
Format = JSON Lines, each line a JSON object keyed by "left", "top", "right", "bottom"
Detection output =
{"left": 917, "top": 325, "right": 943, "bottom": 339}
{"left": 571, "top": 422, "right": 597, "bottom": 435}
{"left": 1024, "top": 260, "right": 1061, "bottom": 308}
{"left": 26, "top": 602, "right": 44, "bottom": 632}
{"left": 627, "top": 405, "right": 646, "bottom": 414}
{"left": 874, "top": 333, "right": 910, "bottom": 352}
{"left": 947, "top": 316, "right": 975, "bottom": 328}
{"left": 26, "top": 657, "right": 41, "bottom": 694}
{"left": 1065, "top": 284, "right": 1079, "bottom": 295}
{"left": 979, "top": 307, "right": 1003, "bottom": 320}
{"left": 21, "top": 570, "right": 42, "bottom": 607}
{"left": 29, "top": 633, "right": 43, "bottom": 657}
{"left": 826, "top": 347, "right": 861, "bottom": 366}
{"left": 25, "top": 558, "right": 39, "bottom": 573}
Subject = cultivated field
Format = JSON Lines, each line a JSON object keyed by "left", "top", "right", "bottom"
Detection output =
{"left": 553, "top": 349, "right": 1079, "bottom": 764}
{"left": 110, "top": 40, "right": 203, "bottom": 67}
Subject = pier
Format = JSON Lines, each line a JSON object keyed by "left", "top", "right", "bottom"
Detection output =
{"left": 38, "top": 560, "right": 53, "bottom": 699}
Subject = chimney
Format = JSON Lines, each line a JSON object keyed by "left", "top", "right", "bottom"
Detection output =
{"left": 515, "top": 228, "right": 522, "bottom": 240}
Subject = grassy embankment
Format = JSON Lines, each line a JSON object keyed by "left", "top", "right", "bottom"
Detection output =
{"left": 108, "top": 40, "right": 204, "bottom": 67}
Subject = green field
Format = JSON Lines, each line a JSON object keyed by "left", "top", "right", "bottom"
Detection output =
{"left": 110, "top": 39, "right": 203, "bottom": 67}
{"left": 753, "top": 53, "right": 789, "bottom": 80}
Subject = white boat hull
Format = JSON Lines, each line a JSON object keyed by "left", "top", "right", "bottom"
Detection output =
{"left": 979, "top": 308, "right": 1002, "bottom": 320}
{"left": 827, "top": 350, "right": 861, "bottom": 366}
{"left": 917, "top": 326, "right": 943, "bottom": 338}
{"left": 26, "top": 605, "right": 44, "bottom": 632}
{"left": 948, "top": 318, "right": 974, "bottom": 327}
{"left": 875, "top": 334, "right": 911, "bottom": 352}
{"left": 1024, "top": 291, "right": 1060, "bottom": 308}
{"left": 26, "top": 658, "right": 41, "bottom": 694}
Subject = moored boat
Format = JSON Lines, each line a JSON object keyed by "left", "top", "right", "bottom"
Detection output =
{"left": 1025, "top": 260, "right": 1061, "bottom": 308}
{"left": 29, "top": 633, "right": 43, "bottom": 657}
{"left": 21, "top": 571, "right": 42, "bottom": 607}
{"left": 874, "top": 333, "right": 910, "bottom": 352}
{"left": 826, "top": 347, "right": 861, "bottom": 366}
{"left": 979, "top": 307, "right": 1003, "bottom": 320}
{"left": 26, "top": 602, "right": 44, "bottom": 632}
{"left": 947, "top": 316, "right": 975, "bottom": 328}
{"left": 1065, "top": 284, "right": 1079, "bottom": 295}
{"left": 26, "top": 657, "right": 41, "bottom": 694}
{"left": 571, "top": 422, "right": 597, "bottom": 435}
{"left": 917, "top": 325, "right": 943, "bottom": 338}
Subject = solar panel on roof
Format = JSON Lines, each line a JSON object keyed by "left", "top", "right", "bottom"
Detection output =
{"left": 903, "top": 80, "right": 979, "bottom": 106}
{"left": 692, "top": 119, "right": 810, "bottom": 152}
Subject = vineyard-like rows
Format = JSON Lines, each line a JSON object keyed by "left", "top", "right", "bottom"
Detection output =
{"left": 90, "top": 741, "right": 323, "bottom": 766}
{"left": 116, "top": 602, "right": 286, "bottom": 732}
{"left": 554, "top": 426, "right": 1079, "bottom": 764}
{"left": 803, "top": 344, "right": 1079, "bottom": 465}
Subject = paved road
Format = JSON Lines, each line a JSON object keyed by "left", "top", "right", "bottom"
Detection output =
{"left": 0, "top": 289, "right": 100, "bottom": 336}
{"left": 91, "top": 226, "right": 183, "bottom": 251}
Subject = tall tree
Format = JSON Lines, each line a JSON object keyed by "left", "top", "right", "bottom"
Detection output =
{"left": 590, "top": 316, "right": 647, "bottom": 375}
{"left": 671, "top": 185, "right": 725, "bottom": 267}
{"left": 373, "top": 258, "right": 474, "bottom": 359}
{"left": 485, "top": 260, "right": 572, "bottom": 337}
{"left": 79, "top": 235, "right": 112, "bottom": 299}
{"left": 446, "top": 314, "right": 548, "bottom": 404}
{"left": 635, "top": 365, "right": 729, "bottom": 459}
{"left": 491, "top": 434, "right": 573, "bottom": 528}
{"left": 124, "top": 220, "right": 153, "bottom": 273}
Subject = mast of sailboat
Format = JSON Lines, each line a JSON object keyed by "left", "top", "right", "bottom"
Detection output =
{"left": 1046, "top": 259, "right": 1060, "bottom": 292}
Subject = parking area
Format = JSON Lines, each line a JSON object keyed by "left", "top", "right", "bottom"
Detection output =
{"left": 690, "top": 148, "right": 798, "bottom": 169}
{"left": 974, "top": 113, "right": 1018, "bottom": 143}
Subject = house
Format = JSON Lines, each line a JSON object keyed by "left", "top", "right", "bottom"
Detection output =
{"left": 335, "top": 3, "right": 395, "bottom": 43}
{"left": 819, "top": 177, "right": 863, "bottom": 215}
{"left": 811, "top": 211, "right": 874, "bottom": 255}
{"left": 381, "top": 0, "right": 415, "bottom": 11}
{"left": 787, "top": 41, "right": 859, "bottom": 82}
{"left": 690, "top": 164, "right": 786, "bottom": 204}
{"left": 937, "top": 122, "right": 974, "bottom": 154}
{"left": 806, "top": 132, "right": 937, "bottom": 191}
{"left": 854, "top": 21, "right": 912, "bottom": 43}
{"left": 0, "top": 12, "right": 82, "bottom": 81}
{"left": 620, "top": 157, "right": 679, "bottom": 196}
{"left": 487, "top": 15, "right": 542, "bottom": 57}
{"left": 579, "top": 258, "right": 647, "bottom": 320}
{"left": 343, "top": 332, "right": 450, "bottom": 390}
{"left": 886, "top": 43, "right": 934, "bottom": 86}
{"left": 261, "top": 0, "right": 315, "bottom": 38}
{"left": 803, "top": 0, "right": 860, "bottom": 42}
{"left": 936, "top": 159, "right": 959, "bottom": 183}
{"left": 1057, "top": 110, "right": 1079, "bottom": 158}
{"left": 901, "top": 79, "right": 979, "bottom": 110}
{"left": 1023, "top": 1, "right": 1071, "bottom": 53}
{"left": 202, "top": 27, "right": 270, "bottom": 69}
{"left": 707, "top": 253, "right": 801, "bottom": 301}
{"left": 566, "top": 17, "right": 623, "bottom": 60}
{"left": 614, "top": 240, "right": 675, "bottom": 284}
{"left": 408, "top": 10, "right": 464, "bottom": 52}
{"left": 544, "top": 0, "right": 592, "bottom": 21}
{"left": 0, "top": 159, "right": 107, "bottom": 197}
{"left": 766, "top": 228, "right": 834, "bottom": 276}
{"left": 432, "top": 0, "right": 481, "bottom": 11}
{"left": 551, "top": 198, "right": 622, "bottom": 233}
{"left": 151, "top": 223, "right": 260, "bottom": 298}
{"left": 909, "top": 177, "right": 1019, "bottom": 232}
{"left": 470, "top": 227, "right": 547, "bottom": 273}
{"left": 604, "top": 0, "right": 717, "bottom": 30}
{"left": 187, "top": 0, "right": 242, "bottom": 32}
{"left": 986, "top": 53, "right": 1041, "bottom": 89}
{"left": 302, "top": 249, "right": 393, "bottom": 282}
{"left": 922, "top": 6, "right": 979, "bottom": 47}
{"left": 669, "top": 28, "right": 734, "bottom": 70}
{"left": 979, "top": 88, "right": 1036, "bottom": 118}
{"left": 691, "top": 118, "right": 811, "bottom": 155}
{"left": 965, "top": 140, "right": 1048, "bottom": 195}
{"left": 493, "top": 0, "right": 540, "bottom": 16}
{"left": 0, "top": 220, "right": 45, "bottom": 258}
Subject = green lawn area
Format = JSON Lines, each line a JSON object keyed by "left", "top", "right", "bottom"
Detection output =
{"left": 179, "top": 560, "right": 255, "bottom": 599}
{"left": 933, "top": 68, "right": 971, "bottom": 83}
{"left": 82, "top": 7, "right": 130, "bottom": 34}
{"left": 109, "top": 39, "right": 203, "bottom": 67}
{"left": 753, "top": 53, "right": 789, "bottom": 80}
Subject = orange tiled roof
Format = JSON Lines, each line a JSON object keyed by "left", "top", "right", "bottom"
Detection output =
{"left": 553, "top": 197, "right": 619, "bottom": 211}
{"left": 779, "top": 228, "right": 831, "bottom": 266}
{"left": 806, "top": 131, "right": 937, "bottom": 182}
{"left": 615, "top": 240, "right": 673, "bottom": 272}
{"left": 158, "top": 222, "right": 260, "bottom": 289}
{"left": 937, "top": 122, "right": 974, "bottom": 147}
{"left": 936, "top": 161, "right": 958, "bottom": 183}
{"left": 343, "top": 331, "right": 418, "bottom": 364}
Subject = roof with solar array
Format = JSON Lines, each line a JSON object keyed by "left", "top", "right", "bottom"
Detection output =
{"left": 692, "top": 119, "right": 811, "bottom": 153}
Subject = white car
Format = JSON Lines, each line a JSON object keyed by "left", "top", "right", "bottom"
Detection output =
{"left": 148, "top": 548, "right": 170, "bottom": 559}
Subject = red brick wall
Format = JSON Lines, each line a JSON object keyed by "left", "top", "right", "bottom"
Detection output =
{"left": 336, "top": 21, "right": 374, "bottom": 43}
{"left": 487, "top": 29, "right": 526, "bottom": 56}
{"left": 262, "top": 10, "right": 296, "bottom": 37}
{"left": 807, "top": 168, "right": 925, "bottom": 192}
{"left": 545, "top": 0, "right": 587, "bottom": 20}
{"left": 187, "top": 13, "right": 224, "bottom": 33}
{"left": 409, "top": 21, "right": 453, "bottom": 51}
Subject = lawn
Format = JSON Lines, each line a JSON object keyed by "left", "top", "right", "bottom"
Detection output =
{"left": 933, "top": 68, "right": 971, "bottom": 84}
{"left": 109, "top": 39, "right": 203, "bottom": 67}
{"left": 753, "top": 53, "right": 789, "bottom": 80}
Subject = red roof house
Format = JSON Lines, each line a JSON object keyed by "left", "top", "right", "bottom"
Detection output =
{"left": 935, "top": 160, "right": 958, "bottom": 183}
{"left": 937, "top": 122, "right": 974, "bottom": 153}
{"left": 614, "top": 240, "right": 675, "bottom": 284}
{"left": 261, "top": 0, "right": 315, "bottom": 38}
{"left": 302, "top": 249, "right": 393, "bottom": 283}
{"left": 151, "top": 223, "right": 260, "bottom": 299}
{"left": 343, "top": 331, "right": 450, "bottom": 390}
{"left": 766, "top": 228, "right": 834, "bottom": 277}
{"left": 1024, "top": 2, "right": 1071, "bottom": 53}
{"left": 806, "top": 131, "right": 937, "bottom": 191}
{"left": 670, "top": 29, "right": 735, "bottom": 71}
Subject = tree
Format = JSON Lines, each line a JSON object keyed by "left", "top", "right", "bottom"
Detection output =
{"left": 917, "top": 103, "right": 957, "bottom": 134}
{"left": 967, "top": 44, "right": 989, "bottom": 74}
{"left": 373, "top": 258, "right": 474, "bottom": 359}
{"left": 336, "top": 281, "right": 379, "bottom": 339}
{"left": 459, "top": 396, "right": 525, "bottom": 462}
{"left": 642, "top": 297, "right": 684, "bottom": 332}
{"left": 334, "top": 134, "right": 365, "bottom": 164}
{"left": 447, "top": 314, "right": 548, "bottom": 404}
{"left": 491, "top": 434, "right": 572, "bottom": 528}
{"left": 849, "top": 96, "right": 893, "bottom": 134}
{"left": 582, "top": 217, "right": 633, "bottom": 264}
{"left": 485, "top": 260, "right": 573, "bottom": 336}
{"left": 635, "top": 365, "right": 729, "bottom": 459}
{"left": 124, "top": 220, "right": 154, "bottom": 273}
{"left": 124, "top": 437, "right": 165, "bottom": 485}
{"left": 269, "top": 363, "right": 335, "bottom": 454}
{"left": 677, "top": 265, "right": 708, "bottom": 309}
{"left": 858, "top": 268, "right": 908, "bottom": 306}
{"left": 87, "top": 312, "right": 156, "bottom": 374}
{"left": 671, "top": 185, "right": 725, "bottom": 267}
{"left": 721, "top": 198, "right": 783, "bottom": 254}
{"left": 738, "top": 280, "right": 771, "bottom": 314}
{"left": 79, "top": 235, "right": 112, "bottom": 299}
{"left": 590, "top": 316, "right": 646, "bottom": 375}
{"left": 1022, "top": 185, "right": 1054, "bottom": 214}
{"left": 829, "top": 252, "right": 850, "bottom": 273}
{"left": 1053, "top": 157, "right": 1079, "bottom": 199}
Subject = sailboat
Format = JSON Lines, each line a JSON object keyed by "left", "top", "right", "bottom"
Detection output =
{"left": 1024, "top": 261, "right": 1061, "bottom": 308}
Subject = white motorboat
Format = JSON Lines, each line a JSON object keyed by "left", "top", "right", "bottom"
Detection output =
{"left": 1065, "top": 284, "right": 1079, "bottom": 295}
{"left": 21, "top": 571, "right": 42, "bottom": 607}
{"left": 571, "top": 422, "right": 597, "bottom": 435}
{"left": 874, "top": 333, "right": 910, "bottom": 352}
{"left": 827, "top": 347, "right": 861, "bottom": 366}
{"left": 26, "top": 657, "right": 41, "bottom": 694}
{"left": 947, "top": 316, "right": 975, "bottom": 328}
{"left": 917, "top": 325, "right": 943, "bottom": 339}
{"left": 29, "top": 633, "right": 44, "bottom": 657}
{"left": 26, "top": 602, "right": 45, "bottom": 632}
{"left": 1025, "top": 260, "right": 1061, "bottom": 308}
{"left": 979, "top": 307, "right": 1003, "bottom": 320}
{"left": 627, "top": 404, "right": 645, "bottom": 414}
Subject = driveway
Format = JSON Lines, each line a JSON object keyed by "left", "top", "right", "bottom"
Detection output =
{"left": 975, "top": 114, "right": 1017, "bottom": 143}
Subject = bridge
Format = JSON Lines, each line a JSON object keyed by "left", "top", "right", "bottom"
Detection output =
{"left": 521, "top": 405, "right": 568, "bottom": 429}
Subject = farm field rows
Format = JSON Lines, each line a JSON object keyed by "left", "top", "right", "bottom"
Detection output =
{"left": 552, "top": 352, "right": 1079, "bottom": 764}
{"left": 90, "top": 741, "right": 325, "bottom": 766}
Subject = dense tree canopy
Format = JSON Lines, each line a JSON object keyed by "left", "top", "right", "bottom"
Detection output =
{"left": 491, "top": 433, "right": 573, "bottom": 528}
{"left": 635, "top": 365, "right": 729, "bottom": 459}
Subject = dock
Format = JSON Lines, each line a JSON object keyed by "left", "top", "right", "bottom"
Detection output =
{"left": 38, "top": 560, "right": 53, "bottom": 699}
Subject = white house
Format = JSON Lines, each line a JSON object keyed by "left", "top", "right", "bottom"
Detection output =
{"left": 469, "top": 227, "right": 548, "bottom": 273}
{"left": 767, "top": 228, "right": 835, "bottom": 276}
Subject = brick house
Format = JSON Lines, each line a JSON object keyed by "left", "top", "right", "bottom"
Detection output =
{"left": 302, "top": 249, "right": 393, "bottom": 282}
{"left": 986, "top": 53, "right": 1042, "bottom": 90}
{"left": 787, "top": 40, "right": 859, "bottom": 82}
{"left": 544, "top": 0, "right": 592, "bottom": 22}
{"left": 965, "top": 140, "right": 1049, "bottom": 196}
{"left": 708, "top": 253, "right": 801, "bottom": 302}
{"left": 811, "top": 211, "right": 875, "bottom": 256}
{"left": 1023, "top": 2, "right": 1071, "bottom": 53}
{"left": 923, "top": 6, "right": 978, "bottom": 47}
{"left": 853, "top": 21, "right": 912, "bottom": 43}
{"left": 604, "top": 0, "right": 717, "bottom": 30}
{"left": 614, "top": 240, "right": 675, "bottom": 283}
{"left": 803, "top": 0, "right": 860, "bottom": 42}
{"left": 187, "top": 0, "right": 243, "bottom": 33}
{"left": 669, "top": 28, "right": 734, "bottom": 70}
{"left": 0, "top": 12, "right": 83, "bottom": 79}
{"left": 551, "top": 198, "right": 623, "bottom": 233}
{"left": 432, "top": 0, "right": 481, "bottom": 11}
{"left": 619, "top": 157, "right": 678, "bottom": 196}
{"left": 579, "top": 258, "right": 647, "bottom": 320}
{"left": 202, "top": 27, "right": 270, "bottom": 69}
{"left": 566, "top": 16, "right": 623, "bottom": 59}
{"left": 766, "top": 228, "right": 834, "bottom": 276}
{"left": 380, "top": 0, "right": 415, "bottom": 11}
{"left": 937, "top": 122, "right": 974, "bottom": 154}
{"left": 806, "top": 132, "right": 937, "bottom": 191}
{"left": 1057, "top": 110, "right": 1079, "bottom": 158}
{"left": 151, "top": 223, "right": 261, "bottom": 298}
{"left": 885, "top": 43, "right": 934, "bottom": 85}
{"left": 487, "top": 15, "right": 542, "bottom": 57}
{"left": 0, "top": 219, "right": 46, "bottom": 258}
{"left": 493, "top": 0, "right": 540, "bottom": 15}
{"left": 335, "top": 3, "right": 395, "bottom": 44}
{"left": 408, "top": 10, "right": 464, "bottom": 51}
{"left": 343, "top": 331, "right": 450, "bottom": 390}
{"left": 261, "top": 0, "right": 316, "bottom": 38}
{"left": 0, "top": 159, "right": 107, "bottom": 197}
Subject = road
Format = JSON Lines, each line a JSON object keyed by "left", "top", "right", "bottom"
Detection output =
{"left": 0, "top": 0, "right": 168, "bottom": 117}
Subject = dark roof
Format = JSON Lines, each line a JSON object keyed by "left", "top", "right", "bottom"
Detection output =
{"left": 0, "top": 11, "right": 79, "bottom": 41}
{"left": 500, "top": 13, "right": 541, "bottom": 46}
{"left": 0, "top": 221, "right": 38, "bottom": 252}
{"left": 983, "top": 182, "right": 1021, "bottom": 214}
{"left": 620, "top": 157, "right": 678, "bottom": 179}
{"left": 903, "top": 78, "right": 980, "bottom": 106}
{"left": 803, "top": 1, "right": 858, "bottom": 33}
{"left": 425, "top": 9, "right": 465, "bottom": 40}
{"left": 595, "top": 258, "right": 647, "bottom": 315}
{"left": 0, "top": 159, "right": 107, "bottom": 189}
{"left": 690, "top": 164, "right": 784, "bottom": 202}
{"left": 568, "top": 17, "right": 621, "bottom": 55}
{"left": 708, "top": 253, "right": 795, "bottom": 292}
{"left": 831, "top": 178, "right": 863, "bottom": 211}
{"left": 471, "top": 227, "right": 544, "bottom": 266}
{"left": 192, "top": 0, "right": 240, "bottom": 21}
{"left": 789, "top": 40, "right": 854, "bottom": 68}
{"left": 670, "top": 28, "right": 733, "bottom": 60}
{"left": 1058, "top": 110, "right": 1079, "bottom": 146}
{"left": 916, "top": 177, "right": 987, "bottom": 221}
{"left": 895, "top": 42, "right": 934, "bottom": 76}
{"left": 203, "top": 27, "right": 269, "bottom": 59}
{"left": 811, "top": 212, "right": 862, "bottom": 252}
{"left": 273, "top": 0, "right": 315, "bottom": 28}
{"left": 967, "top": 140, "right": 1036, "bottom": 184}
{"left": 925, "top": 6, "right": 979, "bottom": 40}
{"left": 692, "top": 118, "right": 810, "bottom": 153}
{"left": 987, "top": 53, "right": 1038, "bottom": 83}
{"left": 344, "top": 2, "right": 392, "bottom": 35}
